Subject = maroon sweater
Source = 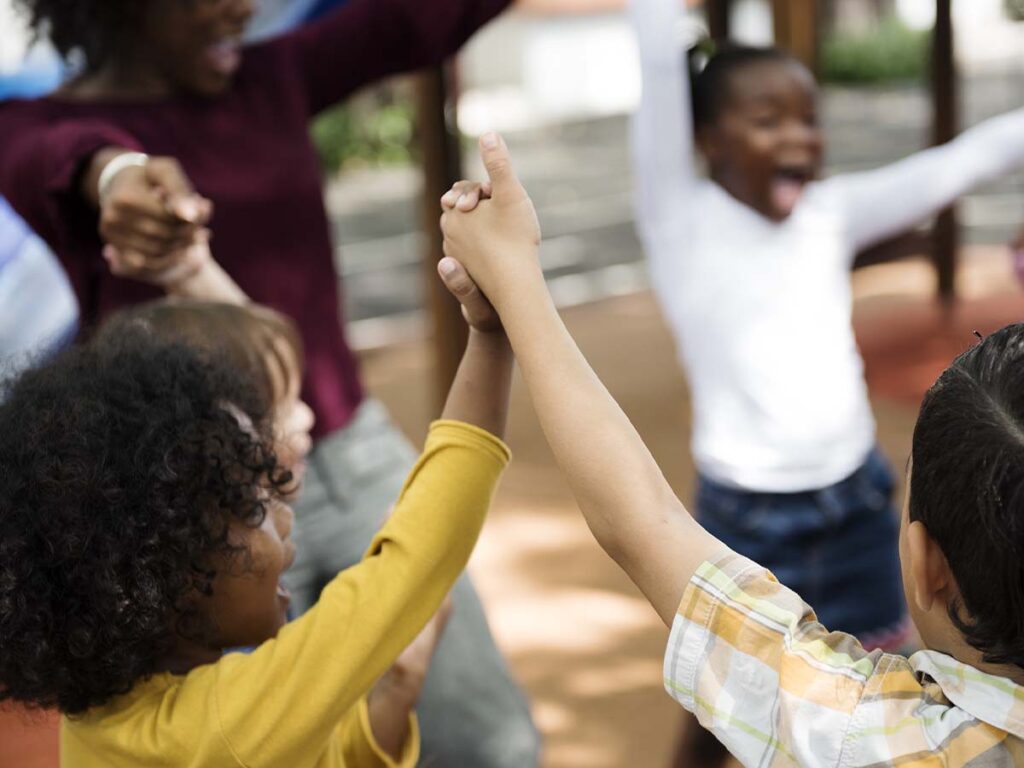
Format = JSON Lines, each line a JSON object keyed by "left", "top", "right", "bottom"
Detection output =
{"left": 0, "top": 0, "right": 509, "bottom": 439}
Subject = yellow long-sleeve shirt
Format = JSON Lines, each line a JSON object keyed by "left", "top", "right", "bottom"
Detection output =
{"left": 60, "top": 421, "right": 510, "bottom": 768}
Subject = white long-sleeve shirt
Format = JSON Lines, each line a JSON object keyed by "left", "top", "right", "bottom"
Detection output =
{"left": 631, "top": 0, "right": 1024, "bottom": 492}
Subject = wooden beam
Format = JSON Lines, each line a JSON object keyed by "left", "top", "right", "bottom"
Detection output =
{"left": 771, "top": 0, "right": 821, "bottom": 73}
{"left": 931, "top": 0, "right": 958, "bottom": 301}
{"left": 415, "top": 65, "right": 469, "bottom": 410}
{"left": 853, "top": 231, "right": 934, "bottom": 271}
{"left": 707, "top": 0, "right": 731, "bottom": 40}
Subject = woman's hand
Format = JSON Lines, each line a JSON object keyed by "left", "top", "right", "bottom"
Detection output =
{"left": 86, "top": 148, "right": 213, "bottom": 275}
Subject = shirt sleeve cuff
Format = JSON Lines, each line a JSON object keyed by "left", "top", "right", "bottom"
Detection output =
{"left": 427, "top": 419, "right": 512, "bottom": 468}
{"left": 355, "top": 697, "right": 420, "bottom": 768}
{"left": 663, "top": 550, "right": 758, "bottom": 713}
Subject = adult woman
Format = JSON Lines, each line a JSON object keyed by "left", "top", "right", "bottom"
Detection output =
{"left": 0, "top": 1, "right": 539, "bottom": 764}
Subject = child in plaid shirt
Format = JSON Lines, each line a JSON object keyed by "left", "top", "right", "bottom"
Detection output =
{"left": 439, "top": 134, "right": 1024, "bottom": 766}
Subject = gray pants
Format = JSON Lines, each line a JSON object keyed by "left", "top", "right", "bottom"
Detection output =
{"left": 283, "top": 399, "right": 540, "bottom": 767}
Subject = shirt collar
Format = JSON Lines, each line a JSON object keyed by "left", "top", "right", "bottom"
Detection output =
{"left": 911, "top": 650, "right": 1024, "bottom": 740}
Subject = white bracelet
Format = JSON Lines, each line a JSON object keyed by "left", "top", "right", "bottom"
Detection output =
{"left": 97, "top": 152, "right": 149, "bottom": 202}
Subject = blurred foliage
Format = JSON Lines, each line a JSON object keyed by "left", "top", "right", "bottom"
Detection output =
{"left": 822, "top": 18, "right": 931, "bottom": 84}
{"left": 312, "top": 84, "right": 416, "bottom": 173}
{"left": 1007, "top": 0, "right": 1024, "bottom": 21}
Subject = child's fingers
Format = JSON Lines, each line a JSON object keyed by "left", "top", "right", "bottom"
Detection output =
{"left": 437, "top": 257, "right": 471, "bottom": 297}
{"left": 479, "top": 132, "right": 526, "bottom": 202}
{"left": 438, "top": 257, "right": 501, "bottom": 332}
{"left": 455, "top": 182, "right": 494, "bottom": 211}
{"left": 441, "top": 181, "right": 474, "bottom": 209}
{"left": 441, "top": 180, "right": 492, "bottom": 211}
{"left": 456, "top": 188, "right": 481, "bottom": 211}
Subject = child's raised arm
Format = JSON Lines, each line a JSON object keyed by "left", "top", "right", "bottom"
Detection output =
{"left": 440, "top": 135, "right": 725, "bottom": 626}
{"left": 629, "top": 0, "right": 699, "bottom": 237}
{"left": 437, "top": 259, "right": 513, "bottom": 439}
{"left": 829, "top": 106, "right": 1024, "bottom": 255}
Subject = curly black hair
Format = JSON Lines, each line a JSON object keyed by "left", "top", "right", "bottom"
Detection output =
{"left": 911, "top": 323, "right": 1024, "bottom": 672}
{"left": 688, "top": 44, "right": 799, "bottom": 130}
{"left": 0, "top": 326, "right": 290, "bottom": 715}
{"left": 13, "top": 0, "right": 139, "bottom": 72}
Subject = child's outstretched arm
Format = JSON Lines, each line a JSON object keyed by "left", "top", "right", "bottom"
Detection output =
{"left": 441, "top": 135, "right": 724, "bottom": 626}
{"left": 629, "top": 0, "right": 698, "bottom": 238}
{"left": 830, "top": 105, "right": 1024, "bottom": 254}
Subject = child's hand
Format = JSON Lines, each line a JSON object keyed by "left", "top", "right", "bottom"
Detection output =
{"left": 439, "top": 133, "right": 541, "bottom": 308}
{"left": 437, "top": 256, "right": 502, "bottom": 333}
{"left": 382, "top": 597, "right": 453, "bottom": 702}
{"left": 440, "top": 179, "right": 492, "bottom": 212}
{"left": 103, "top": 232, "right": 211, "bottom": 290}
{"left": 365, "top": 599, "right": 453, "bottom": 760}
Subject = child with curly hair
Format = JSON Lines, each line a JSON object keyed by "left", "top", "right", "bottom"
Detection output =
{"left": 0, "top": 251, "right": 514, "bottom": 767}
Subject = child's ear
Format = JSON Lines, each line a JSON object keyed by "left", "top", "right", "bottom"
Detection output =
{"left": 907, "top": 520, "right": 953, "bottom": 613}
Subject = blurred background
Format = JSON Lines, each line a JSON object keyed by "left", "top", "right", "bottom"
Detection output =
{"left": 1, "top": 1, "right": 1023, "bottom": 766}
{"left": 3, "top": 0, "right": 1022, "bottom": 344}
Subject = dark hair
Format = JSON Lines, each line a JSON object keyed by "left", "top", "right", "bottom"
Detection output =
{"left": 689, "top": 42, "right": 797, "bottom": 130}
{"left": 0, "top": 327, "right": 291, "bottom": 715}
{"left": 910, "top": 323, "right": 1024, "bottom": 671}
{"left": 14, "top": 0, "right": 138, "bottom": 72}
{"left": 95, "top": 300, "right": 305, "bottom": 409}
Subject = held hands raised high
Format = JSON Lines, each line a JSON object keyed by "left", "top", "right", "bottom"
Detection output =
{"left": 439, "top": 133, "right": 542, "bottom": 310}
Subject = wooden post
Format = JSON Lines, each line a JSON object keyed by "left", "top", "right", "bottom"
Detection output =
{"left": 771, "top": 0, "right": 821, "bottom": 73}
{"left": 415, "top": 65, "right": 469, "bottom": 410}
{"left": 707, "top": 0, "right": 731, "bottom": 40}
{"left": 932, "top": 0, "right": 958, "bottom": 301}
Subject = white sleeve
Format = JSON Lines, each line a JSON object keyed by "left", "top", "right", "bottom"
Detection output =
{"left": 828, "top": 107, "right": 1024, "bottom": 253}
{"left": 629, "top": 0, "right": 698, "bottom": 246}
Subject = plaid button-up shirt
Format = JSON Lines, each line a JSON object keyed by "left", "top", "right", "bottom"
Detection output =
{"left": 665, "top": 553, "right": 1024, "bottom": 766}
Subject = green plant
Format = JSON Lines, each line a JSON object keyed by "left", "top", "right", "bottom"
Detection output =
{"left": 311, "top": 87, "right": 415, "bottom": 173}
{"left": 822, "top": 18, "right": 931, "bottom": 85}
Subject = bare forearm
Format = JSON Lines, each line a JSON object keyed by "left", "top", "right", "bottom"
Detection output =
{"left": 168, "top": 258, "right": 249, "bottom": 305}
{"left": 496, "top": 270, "right": 677, "bottom": 540}
{"left": 494, "top": 268, "right": 718, "bottom": 624}
{"left": 440, "top": 329, "right": 513, "bottom": 439}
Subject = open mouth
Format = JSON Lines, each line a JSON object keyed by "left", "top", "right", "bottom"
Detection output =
{"left": 277, "top": 580, "right": 292, "bottom": 601}
{"left": 769, "top": 166, "right": 813, "bottom": 217}
{"left": 205, "top": 39, "right": 242, "bottom": 77}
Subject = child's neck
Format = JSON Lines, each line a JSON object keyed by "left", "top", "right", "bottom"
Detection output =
{"left": 157, "top": 641, "right": 222, "bottom": 676}
{"left": 925, "top": 624, "right": 1024, "bottom": 686}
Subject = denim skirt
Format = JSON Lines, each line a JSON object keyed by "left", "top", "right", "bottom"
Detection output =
{"left": 697, "top": 448, "right": 909, "bottom": 648}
